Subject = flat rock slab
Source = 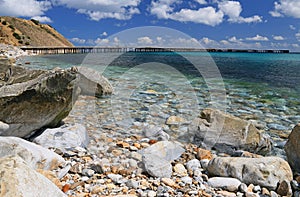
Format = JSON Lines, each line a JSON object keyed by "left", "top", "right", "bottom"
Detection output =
{"left": 207, "top": 156, "right": 293, "bottom": 191}
{"left": 0, "top": 136, "right": 65, "bottom": 170}
{"left": 33, "top": 124, "right": 89, "bottom": 152}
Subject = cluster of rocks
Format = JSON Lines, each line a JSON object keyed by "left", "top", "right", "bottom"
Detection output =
{"left": 0, "top": 57, "right": 112, "bottom": 138}
{"left": 1, "top": 53, "right": 300, "bottom": 196}
{"left": 0, "top": 124, "right": 298, "bottom": 197}
{"left": 0, "top": 44, "right": 29, "bottom": 59}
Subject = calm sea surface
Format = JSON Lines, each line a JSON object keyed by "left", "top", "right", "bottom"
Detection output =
{"left": 19, "top": 52, "right": 300, "bottom": 145}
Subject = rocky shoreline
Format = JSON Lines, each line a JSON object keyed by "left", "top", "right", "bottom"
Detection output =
{"left": 0, "top": 45, "right": 300, "bottom": 197}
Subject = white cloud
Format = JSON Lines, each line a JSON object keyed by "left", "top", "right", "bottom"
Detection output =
{"left": 295, "top": 32, "right": 300, "bottom": 41}
{"left": 289, "top": 25, "right": 296, "bottom": 30}
{"left": 292, "top": 44, "right": 299, "bottom": 48}
{"left": 150, "top": 0, "right": 178, "bottom": 19}
{"left": 70, "top": 37, "right": 86, "bottom": 44}
{"left": 246, "top": 35, "right": 269, "bottom": 41}
{"left": 270, "top": 0, "right": 300, "bottom": 18}
{"left": 218, "top": 1, "right": 262, "bottom": 23}
{"left": 273, "top": 35, "right": 285, "bottom": 40}
{"left": 169, "top": 7, "right": 224, "bottom": 26}
{"left": 101, "top": 32, "right": 108, "bottom": 37}
{"left": 150, "top": 0, "right": 224, "bottom": 26}
{"left": 172, "top": 37, "right": 200, "bottom": 47}
{"left": 195, "top": 0, "right": 207, "bottom": 5}
{"left": 95, "top": 38, "right": 110, "bottom": 45}
{"left": 31, "top": 16, "right": 53, "bottom": 23}
{"left": 156, "top": 36, "right": 165, "bottom": 44}
{"left": 150, "top": 0, "right": 262, "bottom": 26}
{"left": 220, "top": 40, "right": 230, "bottom": 45}
{"left": 137, "top": 36, "right": 153, "bottom": 45}
{"left": 0, "top": 0, "right": 51, "bottom": 17}
{"left": 228, "top": 36, "right": 243, "bottom": 43}
{"left": 199, "top": 37, "right": 220, "bottom": 48}
{"left": 54, "top": 0, "right": 141, "bottom": 21}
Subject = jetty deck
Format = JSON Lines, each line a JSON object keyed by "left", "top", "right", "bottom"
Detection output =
{"left": 20, "top": 46, "right": 290, "bottom": 55}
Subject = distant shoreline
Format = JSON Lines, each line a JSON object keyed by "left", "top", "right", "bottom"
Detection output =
{"left": 20, "top": 46, "right": 290, "bottom": 55}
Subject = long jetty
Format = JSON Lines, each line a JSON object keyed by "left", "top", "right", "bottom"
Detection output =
{"left": 20, "top": 46, "right": 289, "bottom": 55}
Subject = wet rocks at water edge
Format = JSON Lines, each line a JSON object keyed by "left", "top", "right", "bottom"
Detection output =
{"left": 76, "top": 66, "right": 113, "bottom": 97}
{"left": 0, "top": 59, "right": 113, "bottom": 138}
{"left": 188, "top": 108, "right": 272, "bottom": 155}
{"left": 0, "top": 63, "right": 79, "bottom": 138}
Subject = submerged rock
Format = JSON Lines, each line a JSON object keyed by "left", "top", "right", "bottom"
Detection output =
{"left": 33, "top": 124, "right": 89, "bottom": 152}
{"left": 77, "top": 66, "right": 113, "bottom": 97}
{"left": 189, "top": 108, "right": 271, "bottom": 155}
{"left": 0, "top": 156, "right": 66, "bottom": 197}
{"left": 207, "top": 156, "right": 293, "bottom": 191}
{"left": 0, "top": 136, "right": 65, "bottom": 170}
{"left": 285, "top": 123, "right": 300, "bottom": 173}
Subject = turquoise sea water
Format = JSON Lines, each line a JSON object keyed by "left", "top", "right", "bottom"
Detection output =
{"left": 18, "top": 52, "right": 300, "bottom": 144}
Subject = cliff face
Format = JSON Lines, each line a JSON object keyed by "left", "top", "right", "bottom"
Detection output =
{"left": 0, "top": 16, "right": 73, "bottom": 47}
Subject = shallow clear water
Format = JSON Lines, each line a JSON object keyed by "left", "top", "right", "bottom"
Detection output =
{"left": 18, "top": 52, "right": 300, "bottom": 142}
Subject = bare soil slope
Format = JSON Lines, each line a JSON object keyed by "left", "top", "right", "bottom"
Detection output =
{"left": 0, "top": 16, "right": 73, "bottom": 47}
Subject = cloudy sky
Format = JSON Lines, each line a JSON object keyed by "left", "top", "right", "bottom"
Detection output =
{"left": 0, "top": 0, "right": 300, "bottom": 51}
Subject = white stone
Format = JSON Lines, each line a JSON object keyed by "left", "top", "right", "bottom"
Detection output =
{"left": 0, "top": 156, "right": 66, "bottom": 197}
{"left": 208, "top": 177, "right": 241, "bottom": 192}
{"left": 33, "top": 124, "right": 89, "bottom": 152}
{"left": 0, "top": 136, "right": 65, "bottom": 170}
{"left": 0, "top": 121, "right": 9, "bottom": 132}
{"left": 186, "top": 159, "right": 201, "bottom": 171}
{"left": 140, "top": 141, "right": 184, "bottom": 178}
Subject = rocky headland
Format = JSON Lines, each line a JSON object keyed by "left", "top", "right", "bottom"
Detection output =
{"left": 0, "top": 47, "right": 300, "bottom": 197}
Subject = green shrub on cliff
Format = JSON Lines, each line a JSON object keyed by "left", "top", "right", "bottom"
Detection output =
{"left": 13, "top": 32, "right": 21, "bottom": 40}
{"left": 8, "top": 25, "right": 15, "bottom": 30}
{"left": 31, "top": 19, "right": 39, "bottom": 25}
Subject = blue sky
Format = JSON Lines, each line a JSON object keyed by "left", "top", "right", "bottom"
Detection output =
{"left": 0, "top": 0, "right": 300, "bottom": 51}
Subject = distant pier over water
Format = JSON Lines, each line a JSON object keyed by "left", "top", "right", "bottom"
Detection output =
{"left": 20, "top": 46, "right": 290, "bottom": 55}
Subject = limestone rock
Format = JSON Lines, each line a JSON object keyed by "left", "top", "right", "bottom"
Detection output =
{"left": 285, "top": 123, "right": 300, "bottom": 173}
{"left": 0, "top": 121, "right": 9, "bottom": 133}
{"left": 0, "top": 62, "right": 79, "bottom": 137}
{"left": 33, "top": 124, "right": 89, "bottom": 152}
{"left": 140, "top": 141, "right": 185, "bottom": 178}
{"left": 207, "top": 177, "right": 241, "bottom": 192}
{"left": 166, "top": 116, "right": 186, "bottom": 125}
{"left": 77, "top": 66, "right": 113, "bottom": 97}
{"left": 0, "top": 136, "right": 65, "bottom": 170}
{"left": 189, "top": 108, "right": 271, "bottom": 155}
{"left": 173, "top": 163, "right": 187, "bottom": 176}
{"left": 186, "top": 159, "right": 201, "bottom": 171}
{"left": 207, "top": 156, "right": 293, "bottom": 190}
{"left": 0, "top": 156, "right": 66, "bottom": 197}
